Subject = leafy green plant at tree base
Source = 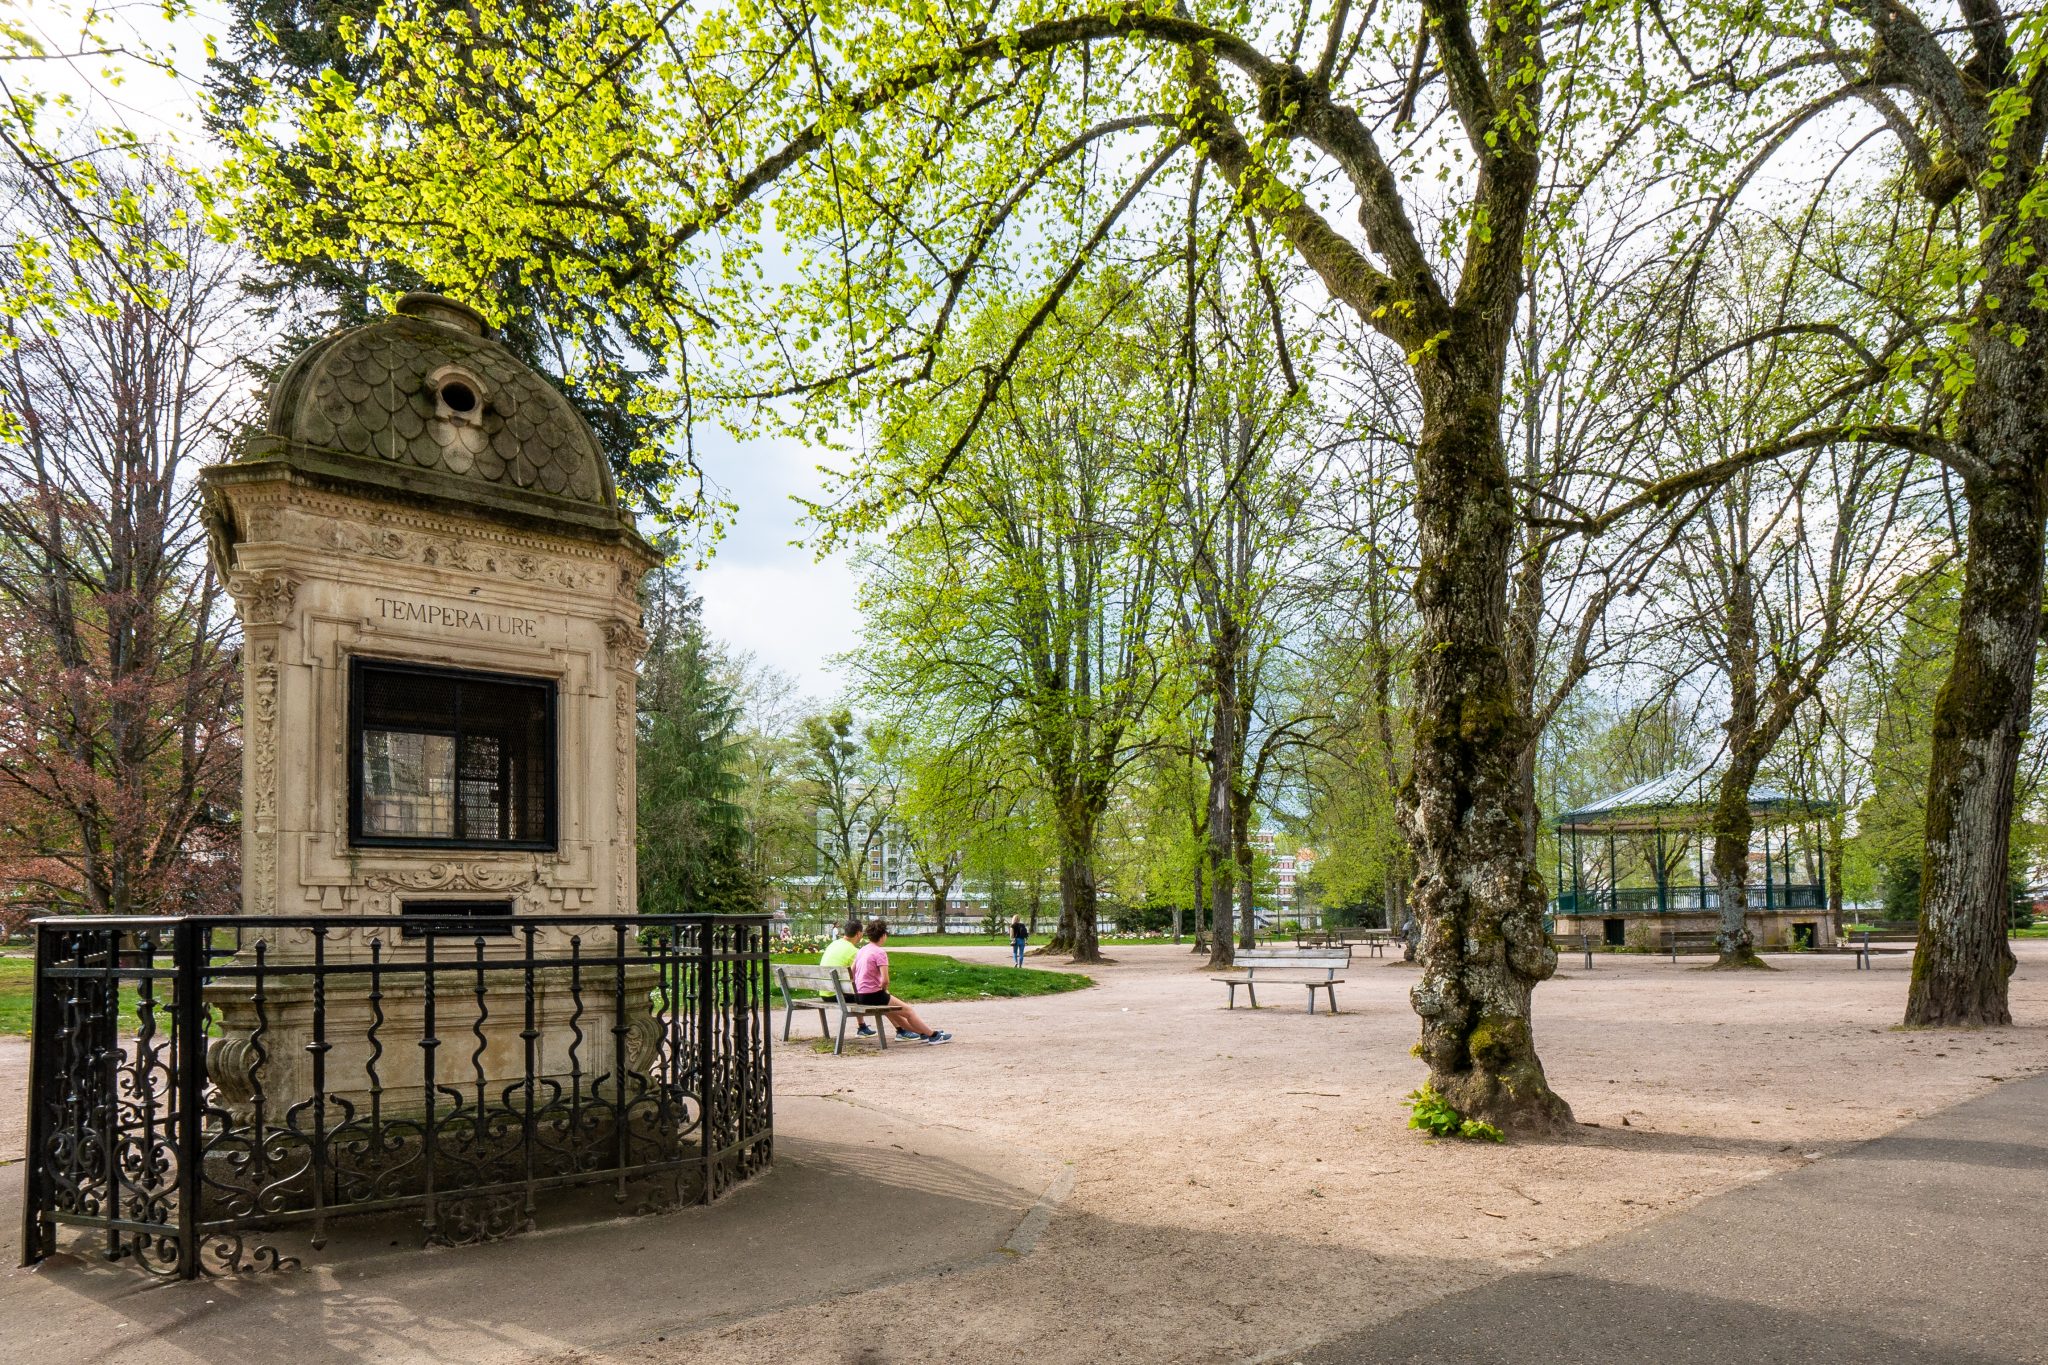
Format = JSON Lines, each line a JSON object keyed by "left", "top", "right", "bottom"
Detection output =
{"left": 1405, "top": 1085, "right": 1507, "bottom": 1143}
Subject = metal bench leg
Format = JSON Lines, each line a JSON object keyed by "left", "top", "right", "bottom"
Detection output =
{"left": 1325, "top": 985, "right": 1338, "bottom": 1014}
{"left": 876, "top": 1013, "right": 888, "bottom": 1049}
{"left": 818, "top": 1007, "right": 832, "bottom": 1039}
{"left": 1307, "top": 985, "right": 1316, "bottom": 1016}
{"left": 834, "top": 1006, "right": 848, "bottom": 1055}
{"left": 1225, "top": 983, "right": 1237, "bottom": 1009}
{"left": 1247, "top": 982, "right": 1258, "bottom": 1009}
{"left": 782, "top": 997, "right": 795, "bottom": 1041}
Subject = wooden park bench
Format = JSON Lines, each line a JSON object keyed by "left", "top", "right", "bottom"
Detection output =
{"left": 1213, "top": 947, "right": 1350, "bottom": 1014}
{"left": 1846, "top": 929, "right": 1919, "bottom": 970}
{"left": 1551, "top": 932, "right": 1595, "bottom": 969}
{"left": 1658, "top": 929, "right": 1720, "bottom": 963}
{"left": 1296, "top": 927, "right": 1401, "bottom": 957}
{"left": 774, "top": 965, "right": 892, "bottom": 1053}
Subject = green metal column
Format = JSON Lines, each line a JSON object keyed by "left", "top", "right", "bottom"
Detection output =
{"left": 1571, "top": 829, "right": 1581, "bottom": 913}
{"left": 1763, "top": 825, "right": 1775, "bottom": 911}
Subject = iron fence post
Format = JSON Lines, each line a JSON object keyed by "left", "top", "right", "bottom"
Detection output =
{"left": 698, "top": 919, "right": 716, "bottom": 1203}
{"left": 757, "top": 920, "right": 772, "bottom": 1164}
{"left": 19, "top": 922, "right": 52, "bottom": 1268}
{"left": 174, "top": 917, "right": 205, "bottom": 1280}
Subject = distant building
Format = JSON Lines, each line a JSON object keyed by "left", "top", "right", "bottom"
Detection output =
{"left": 1250, "top": 830, "right": 1319, "bottom": 911}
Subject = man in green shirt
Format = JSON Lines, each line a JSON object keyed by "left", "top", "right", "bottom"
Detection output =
{"left": 817, "top": 920, "right": 874, "bottom": 1037}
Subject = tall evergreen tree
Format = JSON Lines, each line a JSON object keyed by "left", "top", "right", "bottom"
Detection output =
{"left": 637, "top": 566, "right": 759, "bottom": 914}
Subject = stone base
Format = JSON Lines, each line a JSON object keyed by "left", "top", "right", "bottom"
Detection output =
{"left": 1554, "top": 910, "right": 1836, "bottom": 951}
{"left": 205, "top": 961, "right": 668, "bottom": 1126}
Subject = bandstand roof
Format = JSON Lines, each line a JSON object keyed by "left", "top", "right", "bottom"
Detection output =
{"left": 1554, "top": 764, "right": 1838, "bottom": 833}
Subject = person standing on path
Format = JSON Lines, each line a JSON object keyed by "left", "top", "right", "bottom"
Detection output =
{"left": 1009, "top": 915, "right": 1028, "bottom": 967}
{"left": 853, "top": 918, "right": 952, "bottom": 1044}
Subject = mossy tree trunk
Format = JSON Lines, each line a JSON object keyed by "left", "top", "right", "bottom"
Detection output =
{"left": 1709, "top": 765, "right": 1764, "bottom": 966}
{"left": 1909, "top": 454, "right": 2039, "bottom": 1025}
{"left": 1406, "top": 340, "right": 1573, "bottom": 1136}
{"left": 1798, "top": 0, "right": 2048, "bottom": 1026}
{"left": 1711, "top": 554, "right": 1767, "bottom": 967}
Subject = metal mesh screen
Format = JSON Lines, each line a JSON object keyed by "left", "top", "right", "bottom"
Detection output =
{"left": 354, "top": 660, "right": 553, "bottom": 847}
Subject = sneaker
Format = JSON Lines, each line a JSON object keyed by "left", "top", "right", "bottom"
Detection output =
{"left": 896, "top": 1029, "right": 923, "bottom": 1041}
{"left": 922, "top": 1031, "right": 953, "bottom": 1045}
{"left": 856, "top": 1024, "right": 876, "bottom": 1036}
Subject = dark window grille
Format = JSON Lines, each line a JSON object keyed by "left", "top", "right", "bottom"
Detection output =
{"left": 350, "top": 658, "right": 556, "bottom": 850}
{"left": 399, "top": 899, "right": 516, "bottom": 937}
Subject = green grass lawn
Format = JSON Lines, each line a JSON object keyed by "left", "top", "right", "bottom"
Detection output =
{"left": 0, "top": 947, "right": 1092, "bottom": 1039}
{"left": 841, "top": 931, "right": 1199, "bottom": 949}
{"left": 772, "top": 950, "right": 1092, "bottom": 1002}
{"left": 0, "top": 954, "right": 30, "bottom": 1035}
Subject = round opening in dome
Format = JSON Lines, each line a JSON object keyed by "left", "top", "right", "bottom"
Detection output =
{"left": 440, "top": 380, "right": 479, "bottom": 414}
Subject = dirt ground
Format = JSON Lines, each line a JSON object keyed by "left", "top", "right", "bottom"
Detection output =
{"left": 7, "top": 941, "right": 2047, "bottom": 1364}
{"left": 606, "top": 940, "right": 2048, "bottom": 1365}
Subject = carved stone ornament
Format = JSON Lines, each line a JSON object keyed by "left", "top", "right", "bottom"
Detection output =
{"left": 230, "top": 572, "right": 298, "bottom": 626}
{"left": 248, "top": 644, "right": 279, "bottom": 914}
{"left": 601, "top": 618, "right": 646, "bottom": 671}
{"left": 362, "top": 862, "right": 537, "bottom": 894}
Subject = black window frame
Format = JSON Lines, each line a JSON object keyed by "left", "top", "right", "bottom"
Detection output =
{"left": 347, "top": 655, "right": 559, "bottom": 852}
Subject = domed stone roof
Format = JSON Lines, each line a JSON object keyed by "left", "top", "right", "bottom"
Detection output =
{"left": 257, "top": 292, "right": 620, "bottom": 527}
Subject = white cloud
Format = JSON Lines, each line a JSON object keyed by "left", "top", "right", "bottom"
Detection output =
{"left": 688, "top": 426, "right": 862, "bottom": 699}
{"left": 696, "top": 557, "right": 858, "bottom": 700}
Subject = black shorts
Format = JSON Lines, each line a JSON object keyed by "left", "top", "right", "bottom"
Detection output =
{"left": 851, "top": 989, "right": 891, "bottom": 1006}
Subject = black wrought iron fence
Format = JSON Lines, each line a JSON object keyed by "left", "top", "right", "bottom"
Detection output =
{"left": 20, "top": 913, "right": 772, "bottom": 1279}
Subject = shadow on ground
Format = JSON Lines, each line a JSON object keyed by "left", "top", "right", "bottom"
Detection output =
{"left": 0, "top": 1096, "right": 1053, "bottom": 1365}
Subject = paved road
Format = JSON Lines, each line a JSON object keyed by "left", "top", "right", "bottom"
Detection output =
{"left": 1301, "top": 1071, "right": 2048, "bottom": 1364}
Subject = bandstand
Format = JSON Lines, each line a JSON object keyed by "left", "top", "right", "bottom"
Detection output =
{"left": 1551, "top": 767, "right": 1839, "bottom": 951}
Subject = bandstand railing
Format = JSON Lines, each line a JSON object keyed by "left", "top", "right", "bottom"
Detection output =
{"left": 19, "top": 913, "right": 772, "bottom": 1279}
{"left": 1549, "top": 884, "right": 1826, "bottom": 917}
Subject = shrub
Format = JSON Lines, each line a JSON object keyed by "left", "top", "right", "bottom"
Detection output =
{"left": 1113, "top": 902, "right": 1178, "bottom": 934}
{"left": 1405, "top": 1085, "right": 1506, "bottom": 1142}
{"left": 1880, "top": 855, "right": 1921, "bottom": 922}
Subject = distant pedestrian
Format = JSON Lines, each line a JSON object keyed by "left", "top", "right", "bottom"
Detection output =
{"left": 1009, "top": 915, "right": 1029, "bottom": 967}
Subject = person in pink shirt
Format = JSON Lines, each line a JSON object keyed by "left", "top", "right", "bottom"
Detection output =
{"left": 850, "top": 918, "right": 952, "bottom": 1045}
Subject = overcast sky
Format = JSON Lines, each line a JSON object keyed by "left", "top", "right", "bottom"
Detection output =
{"left": 687, "top": 430, "right": 859, "bottom": 700}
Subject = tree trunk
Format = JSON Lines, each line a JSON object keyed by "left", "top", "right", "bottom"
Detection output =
{"left": 1220, "top": 777, "right": 1253, "bottom": 949}
{"left": 930, "top": 883, "right": 949, "bottom": 935}
{"left": 1708, "top": 775, "right": 1766, "bottom": 968}
{"left": 1405, "top": 350, "right": 1571, "bottom": 1135}
{"left": 1189, "top": 857, "right": 1206, "bottom": 953}
{"left": 1205, "top": 671, "right": 1238, "bottom": 969}
{"left": 1909, "top": 459, "right": 2039, "bottom": 1025}
{"left": 1044, "top": 802, "right": 1105, "bottom": 962}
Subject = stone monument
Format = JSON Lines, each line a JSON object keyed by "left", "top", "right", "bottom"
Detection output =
{"left": 199, "top": 292, "right": 663, "bottom": 1120}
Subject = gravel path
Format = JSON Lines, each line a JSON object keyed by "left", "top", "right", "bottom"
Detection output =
{"left": 6, "top": 940, "right": 2045, "bottom": 1363}
{"left": 605, "top": 939, "right": 2048, "bottom": 1364}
